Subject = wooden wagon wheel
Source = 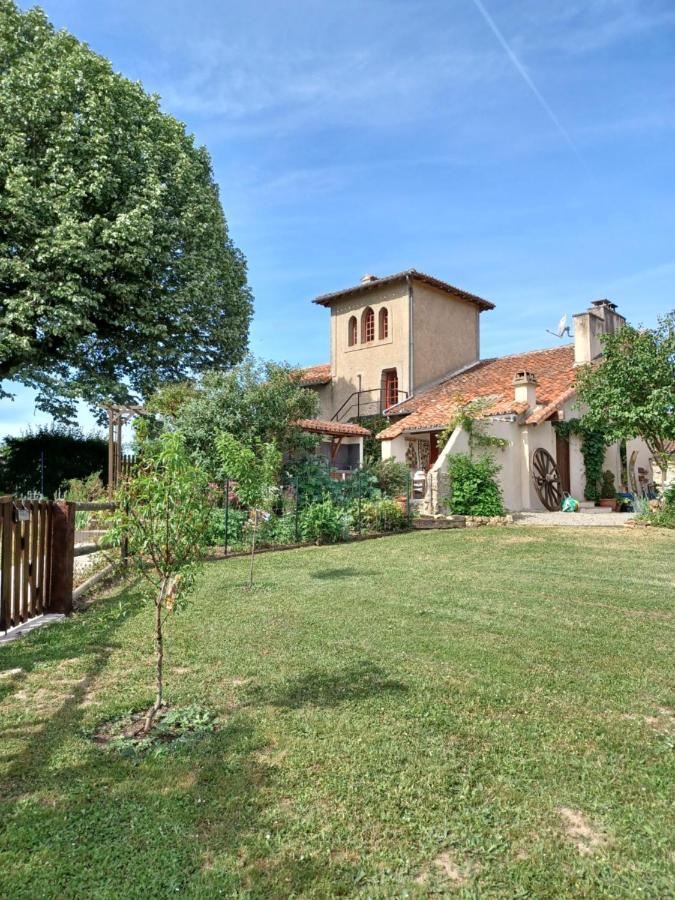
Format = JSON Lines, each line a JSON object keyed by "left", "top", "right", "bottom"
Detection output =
{"left": 532, "top": 448, "right": 563, "bottom": 511}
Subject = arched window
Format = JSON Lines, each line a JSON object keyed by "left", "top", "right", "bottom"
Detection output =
{"left": 379, "top": 307, "right": 389, "bottom": 340}
{"left": 348, "top": 316, "right": 357, "bottom": 347}
{"left": 362, "top": 307, "right": 375, "bottom": 343}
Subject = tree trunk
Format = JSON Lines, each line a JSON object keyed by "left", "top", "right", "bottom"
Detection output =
{"left": 646, "top": 443, "right": 670, "bottom": 492}
{"left": 143, "top": 579, "right": 167, "bottom": 734}
{"left": 248, "top": 510, "right": 257, "bottom": 589}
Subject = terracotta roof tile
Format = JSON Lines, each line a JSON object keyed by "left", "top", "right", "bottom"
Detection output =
{"left": 525, "top": 386, "right": 576, "bottom": 425}
{"left": 298, "top": 363, "right": 331, "bottom": 386}
{"left": 294, "top": 418, "right": 371, "bottom": 437}
{"left": 378, "top": 345, "right": 576, "bottom": 440}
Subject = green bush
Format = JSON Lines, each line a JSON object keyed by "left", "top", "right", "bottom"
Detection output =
{"left": 300, "top": 497, "right": 351, "bottom": 545}
{"left": 255, "top": 513, "right": 298, "bottom": 547}
{"left": 0, "top": 425, "right": 107, "bottom": 497}
{"left": 204, "top": 507, "right": 248, "bottom": 548}
{"left": 360, "top": 498, "right": 407, "bottom": 532}
{"left": 288, "top": 458, "right": 380, "bottom": 507}
{"left": 337, "top": 469, "right": 379, "bottom": 503}
{"left": 446, "top": 453, "right": 504, "bottom": 516}
{"left": 643, "top": 484, "right": 675, "bottom": 529}
{"left": 366, "top": 458, "right": 409, "bottom": 498}
{"left": 600, "top": 470, "right": 616, "bottom": 500}
{"left": 60, "top": 472, "right": 106, "bottom": 530}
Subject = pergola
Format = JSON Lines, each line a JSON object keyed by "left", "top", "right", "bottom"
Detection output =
{"left": 104, "top": 404, "right": 147, "bottom": 495}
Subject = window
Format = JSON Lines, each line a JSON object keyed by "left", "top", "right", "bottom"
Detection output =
{"left": 348, "top": 316, "right": 357, "bottom": 346}
{"left": 362, "top": 307, "right": 375, "bottom": 343}
{"left": 383, "top": 369, "right": 399, "bottom": 409}
{"left": 379, "top": 307, "right": 389, "bottom": 340}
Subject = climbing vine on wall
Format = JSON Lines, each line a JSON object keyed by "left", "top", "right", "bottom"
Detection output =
{"left": 439, "top": 398, "right": 510, "bottom": 458}
{"left": 553, "top": 419, "right": 606, "bottom": 501}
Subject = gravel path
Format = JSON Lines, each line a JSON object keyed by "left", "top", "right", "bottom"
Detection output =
{"left": 514, "top": 511, "right": 634, "bottom": 527}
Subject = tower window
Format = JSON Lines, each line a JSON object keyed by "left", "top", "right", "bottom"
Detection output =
{"left": 379, "top": 307, "right": 389, "bottom": 340}
{"left": 362, "top": 307, "right": 375, "bottom": 343}
{"left": 348, "top": 316, "right": 357, "bottom": 346}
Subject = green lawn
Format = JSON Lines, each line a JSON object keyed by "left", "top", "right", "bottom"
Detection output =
{"left": 0, "top": 527, "right": 673, "bottom": 898}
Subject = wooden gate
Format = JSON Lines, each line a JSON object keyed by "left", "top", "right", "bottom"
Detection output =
{"left": 0, "top": 499, "right": 54, "bottom": 632}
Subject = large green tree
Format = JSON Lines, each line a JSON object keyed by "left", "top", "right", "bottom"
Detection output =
{"left": 575, "top": 312, "right": 675, "bottom": 483}
{"left": 0, "top": 1, "right": 252, "bottom": 419}
{"left": 142, "top": 358, "right": 319, "bottom": 479}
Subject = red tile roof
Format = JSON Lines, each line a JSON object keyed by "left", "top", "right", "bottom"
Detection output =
{"left": 378, "top": 344, "right": 576, "bottom": 440}
{"left": 294, "top": 418, "right": 371, "bottom": 437}
{"left": 313, "top": 269, "right": 495, "bottom": 311}
{"left": 298, "top": 363, "right": 331, "bottom": 386}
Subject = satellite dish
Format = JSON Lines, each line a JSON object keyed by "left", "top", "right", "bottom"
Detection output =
{"left": 546, "top": 313, "right": 571, "bottom": 339}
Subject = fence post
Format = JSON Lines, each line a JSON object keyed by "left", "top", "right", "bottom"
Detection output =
{"left": 224, "top": 478, "right": 229, "bottom": 557}
{"left": 0, "top": 500, "right": 12, "bottom": 631}
{"left": 49, "top": 500, "right": 75, "bottom": 615}
{"left": 121, "top": 499, "right": 130, "bottom": 568}
{"left": 357, "top": 470, "right": 362, "bottom": 534}
{"left": 294, "top": 474, "right": 300, "bottom": 544}
{"left": 407, "top": 470, "right": 412, "bottom": 527}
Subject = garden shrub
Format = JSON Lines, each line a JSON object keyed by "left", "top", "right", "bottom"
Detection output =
{"left": 600, "top": 470, "right": 617, "bottom": 500}
{"left": 300, "top": 497, "right": 351, "bottom": 544}
{"left": 255, "top": 513, "right": 298, "bottom": 547}
{"left": 366, "top": 458, "right": 409, "bottom": 498}
{"left": 360, "top": 498, "right": 407, "bottom": 532}
{"left": 60, "top": 472, "right": 106, "bottom": 530}
{"left": 204, "top": 507, "right": 248, "bottom": 548}
{"left": 446, "top": 453, "right": 504, "bottom": 516}
{"left": 642, "top": 483, "right": 675, "bottom": 529}
{"left": 337, "top": 468, "right": 379, "bottom": 503}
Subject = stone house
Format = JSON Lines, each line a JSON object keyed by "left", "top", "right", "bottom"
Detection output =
{"left": 300, "top": 270, "right": 652, "bottom": 510}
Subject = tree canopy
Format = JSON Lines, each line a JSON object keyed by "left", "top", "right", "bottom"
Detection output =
{"left": 575, "top": 312, "right": 675, "bottom": 480}
{"left": 141, "top": 358, "right": 319, "bottom": 479}
{"left": 0, "top": 0, "right": 252, "bottom": 419}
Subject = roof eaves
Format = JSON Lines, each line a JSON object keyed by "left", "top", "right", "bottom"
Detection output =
{"left": 313, "top": 269, "right": 495, "bottom": 311}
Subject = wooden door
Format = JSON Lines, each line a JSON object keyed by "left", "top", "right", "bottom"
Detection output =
{"left": 555, "top": 434, "right": 571, "bottom": 494}
{"left": 383, "top": 370, "right": 399, "bottom": 410}
{"left": 429, "top": 432, "right": 439, "bottom": 467}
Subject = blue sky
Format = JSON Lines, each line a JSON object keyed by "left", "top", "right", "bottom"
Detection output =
{"left": 5, "top": 0, "right": 675, "bottom": 438}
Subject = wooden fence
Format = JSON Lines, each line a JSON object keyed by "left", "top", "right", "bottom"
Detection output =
{"left": 0, "top": 499, "right": 116, "bottom": 633}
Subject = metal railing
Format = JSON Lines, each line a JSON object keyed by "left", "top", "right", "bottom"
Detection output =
{"left": 331, "top": 387, "right": 408, "bottom": 422}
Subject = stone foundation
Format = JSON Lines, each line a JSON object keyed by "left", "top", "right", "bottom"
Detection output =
{"left": 414, "top": 514, "right": 514, "bottom": 529}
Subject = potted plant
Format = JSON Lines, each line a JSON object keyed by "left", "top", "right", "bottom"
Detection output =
{"left": 598, "top": 470, "right": 618, "bottom": 510}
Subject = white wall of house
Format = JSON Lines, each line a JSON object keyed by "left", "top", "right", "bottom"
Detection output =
{"left": 381, "top": 434, "right": 408, "bottom": 463}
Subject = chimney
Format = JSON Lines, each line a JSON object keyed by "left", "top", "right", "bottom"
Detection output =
{"left": 572, "top": 299, "right": 626, "bottom": 365}
{"left": 360, "top": 273, "right": 378, "bottom": 284}
{"left": 513, "top": 371, "right": 538, "bottom": 409}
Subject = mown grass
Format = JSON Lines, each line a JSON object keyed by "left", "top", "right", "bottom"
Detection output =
{"left": 0, "top": 526, "right": 673, "bottom": 898}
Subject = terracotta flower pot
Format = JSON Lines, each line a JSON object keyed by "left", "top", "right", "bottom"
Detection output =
{"left": 598, "top": 498, "right": 617, "bottom": 511}
{"left": 394, "top": 495, "right": 408, "bottom": 513}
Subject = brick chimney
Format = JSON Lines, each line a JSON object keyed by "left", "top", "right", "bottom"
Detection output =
{"left": 573, "top": 299, "right": 626, "bottom": 365}
{"left": 513, "top": 371, "right": 538, "bottom": 409}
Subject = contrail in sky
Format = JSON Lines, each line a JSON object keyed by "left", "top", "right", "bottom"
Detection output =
{"left": 469, "top": 0, "right": 583, "bottom": 161}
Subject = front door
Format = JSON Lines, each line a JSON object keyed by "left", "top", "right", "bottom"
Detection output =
{"left": 555, "top": 434, "right": 571, "bottom": 494}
